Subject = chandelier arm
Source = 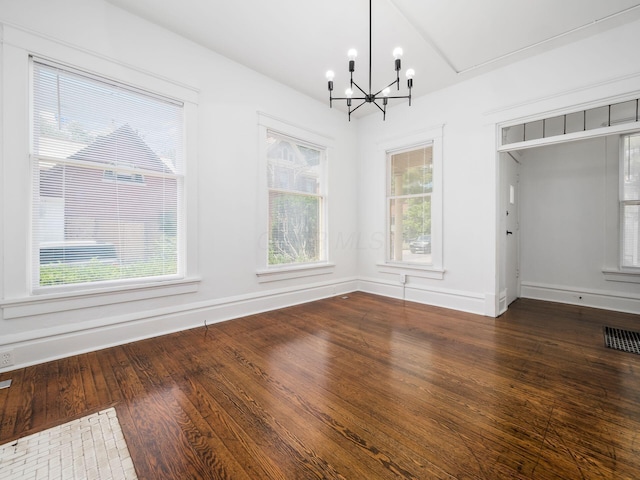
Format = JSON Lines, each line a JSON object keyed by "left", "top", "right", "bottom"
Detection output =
{"left": 372, "top": 78, "right": 400, "bottom": 98}
{"left": 331, "top": 96, "right": 367, "bottom": 101}
{"left": 371, "top": 101, "right": 385, "bottom": 114}
{"left": 349, "top": 101, "right": 368, "bottom": 114}
{"left": 351, "top": 80, "right": 368, "bottom": 97}
{"left": 384, "top": 95, "right": 411, "bottom": 100}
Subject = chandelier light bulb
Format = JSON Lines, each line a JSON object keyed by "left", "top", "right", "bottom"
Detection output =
{"left": 382, "top": 87, "right": 391, "bottom": 106}
{"left": 393, "top": 47, "right": 403, "bottom": 59}
{"left": 406, "top": 68, "right": 415, "bottom": 91}
{"left": 347, "top": 49, "right": 358, "bottom": 60}
{"left": 345, "top": 87, "right": 353, "bottom": 107}
{"left": 326, "top": 70, "right": 335, "bottom": 92}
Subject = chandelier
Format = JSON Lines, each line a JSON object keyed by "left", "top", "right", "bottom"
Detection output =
{"left": 325, "top": 0, "right": 415, "bottom": 121}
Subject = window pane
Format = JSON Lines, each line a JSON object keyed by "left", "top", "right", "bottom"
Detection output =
{"left": 544, "top": 116, "right": 565, "bottom": 138}
{"left": 266, "top": 135, "right": 320, "bottom": 194}
{"left": 32, "top": 60, "right": 183, "bottom": 289}
{"left": 33, "top": 62, "right": 182, "bottom": 173}
{"left": 585, "top": 105, "right": 609, "bottom": 130}
{"left": 269, "top": 192, "right": 320, "bottom": 265}
{"left": 390, "top": 146, "right": 433, "bottom": 196}
{"left": 524, "top": 120, "right": 544, "bottom": 141}
{"left": 389, "top": 196, "right": 431, "bottom": 264}
{"left": 266, "top": 130, "right": 325, "bottom": 267}
{"left": 623, "top": 135, "right": 640, "bottom": 201}
{"left": 565, "top": 111, "right": 584, "bottom": 134}
{"left": 502, "top": 124, "right": 524, "bottom": 145}
{"left": 622, "top": 204, "right": 640, "bottom": 268}
{"left": 611, "top": 100, "right": 637, "bottom": 126}
{"left": 36, "top": 161, "right": 178, "bottom": 286}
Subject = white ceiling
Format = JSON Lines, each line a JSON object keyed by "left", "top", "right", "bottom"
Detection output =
{"left": 108, "top": 0, "right": 640, "bottom": 117}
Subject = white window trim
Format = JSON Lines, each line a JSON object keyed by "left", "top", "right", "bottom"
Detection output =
{"left": 377, "top": 126, "right": 444, "bottom": 278}
{"left": 256, "top": 112, "right": 334, "bottom": 281}
{"left": 602, "top": 268, "right": 640, "bottom": 283}
{"left": 0, "top": 25, "right": 200, "bottom": 309}
{"left": 617, "top": 132, "right": 640, "bottom": 273}
{"left": 256, "top": 262, "right": 336, "bottom": 283}
{"left": 30, "top": 57, "right": 186, "bottom": 291}
{"left": 0, "top": 277, "right": 201, "bottom": 320}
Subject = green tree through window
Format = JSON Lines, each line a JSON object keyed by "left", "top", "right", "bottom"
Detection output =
{"left": 266, "top": 133, "right": 325, "bottom": 266}
{"left": 388, "top": 145, "right": 433, "bottom": 264}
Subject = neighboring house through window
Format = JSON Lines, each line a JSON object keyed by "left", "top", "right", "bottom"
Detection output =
{"left": 32, "top": 58, "right": 184, "bottom": 290}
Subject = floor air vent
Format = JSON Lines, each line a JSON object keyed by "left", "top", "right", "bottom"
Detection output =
{"left": 604, "top": 326, "right": 640, "bottom": 355}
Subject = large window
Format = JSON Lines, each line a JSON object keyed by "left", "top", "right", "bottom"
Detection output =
{"left": 387, "top": 145, "right": 433, "bottom": 265}
{"left": 31, "top": 59, "right": 184, "bottom": 289}
{"left": 266, "top": 131, "right": 326, "bottom": 266}
{"left": 621, "top": 134, "right": 640, "bottom": 268}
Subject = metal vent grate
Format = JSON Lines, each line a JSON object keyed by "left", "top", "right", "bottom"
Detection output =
{"left": 604, "top": 326, "right": 640, "bottom": 355}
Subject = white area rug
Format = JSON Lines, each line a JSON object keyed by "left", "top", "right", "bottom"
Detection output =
{"left": 0, "top": 407, "right": 137, "bottom": 480}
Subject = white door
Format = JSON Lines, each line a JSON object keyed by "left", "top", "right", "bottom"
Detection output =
{"left": 503, "top": 153, "right": 520, "bottom": 306}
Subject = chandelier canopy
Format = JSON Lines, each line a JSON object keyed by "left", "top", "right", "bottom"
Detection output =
{"left": 325, "top": 0, "right": 415, "bottom": 121}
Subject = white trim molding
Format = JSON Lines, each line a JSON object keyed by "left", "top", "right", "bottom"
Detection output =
{"left": 376, "top": 262, "right": 445, "bottom": 280}
{"left": 256, "top": 263, "right": 336, "bottom": 283}
{"left": 1, "top": 278, "right": 201, "bottom": 320}
{"left": 521, "top": 281, "right": 640, "bottom": 314}
{"left": 603, "top": 268, "right": 640, "bottom": 284}
{"left": 358, "top": 277, "right": 489, "bottom": 316}
{"left": 0, "top": 277, "right": 358, "bottom": 373}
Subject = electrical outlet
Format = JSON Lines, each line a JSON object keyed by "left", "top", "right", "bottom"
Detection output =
{"left": 0, "top": 350, "right": 15, "bottom": 368}
{"left": 399, "top": 273, "right": 406, "bottom": 284}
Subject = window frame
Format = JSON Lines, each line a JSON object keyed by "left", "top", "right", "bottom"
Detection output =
{"left": 619, "top": 133, "right": 640, "bottom": 270}
{"left": 386, "top": 143, "right": 434, "bottom": 266}
{"left": 30, "top": 57, "right": 186, "bottom": 292}
{"left": 0, "top": 25, "right": 200, "bottom": 317}
{"left": 256, "top": 113, "right": 335, "bottom": 283}
{"left": 378, "top": 127, "right": 444, "bottom": 279}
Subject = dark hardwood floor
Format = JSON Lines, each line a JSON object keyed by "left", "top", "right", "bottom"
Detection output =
{"left": 2, "top": 292, "right": 640, "bottom": 479}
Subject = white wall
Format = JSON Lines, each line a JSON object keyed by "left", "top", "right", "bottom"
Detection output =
{"left": 356, "top": 15, "right": 640, "bottom": 316}
{"left": 518, "top": 137, "right": 640, "bottom": 313}
{"left": 0, "top": 0, "right": 359, "bottom": 371}
{"left": 2, "top": 0, "right": 640, "bottom": 372}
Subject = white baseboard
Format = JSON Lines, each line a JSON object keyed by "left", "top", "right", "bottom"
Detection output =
{"left": 7, "top": 277, "right": 637, "bottom": 373}
{"left": 498, "top": 289, "right": 508, "bottom": 316}
{"left": 520, "top": 282, "right": 640, "bottom": 314}
{"left": 357, "top": 277, "right": 491, "bottom": 316}
{"left": 0, "top": 278, "right": 358, "bottom": 373}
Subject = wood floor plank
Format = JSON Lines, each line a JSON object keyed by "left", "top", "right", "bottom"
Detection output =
{"left": 166, "top": 332, "right": 293, "bottom": 480}
{"left": 1, "top": 293, "right": 640, "bottom": 479}
{"left": 213, "top": 331, "right": 429, "bottom": 479}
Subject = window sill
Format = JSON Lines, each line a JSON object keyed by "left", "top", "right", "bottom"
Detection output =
{"left": 377, "top": 262, "right": 445, "bottom": 280}
{"left": 256, "top": 263, "right": 335, "bottom": 283}
{"left": 1, "top": 277, "right": 201, "bottom": 320}
{"left": 602, "top": 268, "right": 640, "bottom": 284}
